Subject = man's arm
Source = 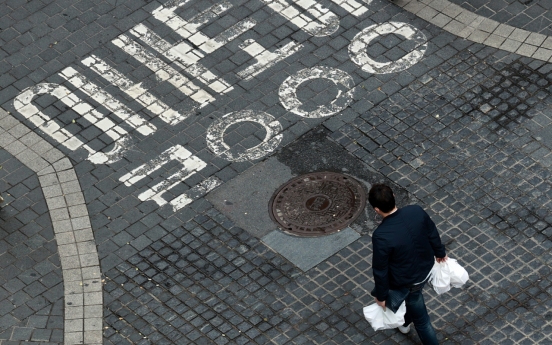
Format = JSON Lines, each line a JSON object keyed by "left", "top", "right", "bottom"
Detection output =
{"left": 424, "top": 210, "right": 446, "bottom": 259}
{"left": 372, "top": 235, "right": 390, "bottom": 303}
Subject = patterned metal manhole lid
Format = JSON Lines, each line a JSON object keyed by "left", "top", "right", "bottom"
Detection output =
{"left": 269, "top": 172, "right": 366, "bottom": 237}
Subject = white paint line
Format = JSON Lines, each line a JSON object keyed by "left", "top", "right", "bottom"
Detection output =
{"left": 206, "top": 110, "right": 283, "bottom": 162}
{"left": 259, "top": 0, "right": 340, "bottom": 36}
{"left": 82, "top": 55, "right": 185, "bottom": 125}
{"left": 237, "top": 39, "right": 304, "bottom": 80}
{"left": 13, "top": 83, "right": 130, "bottom": 164}
{"left": 112, "top": 34, "right": 214, "bottom": 116}
{"left": 130, "top": 24, "right": 233, "bottom": 94}
{"left": 348, "top": 21, "right": 428, "bottom": 74}
{"left": 278, "top": 66, "right": 355, "bottom": 118}
{"left": 60, "top": 67, "right": 156, "bottom": 136}
{"left": 170, "top": 176, "right": 223, "bottom": 212}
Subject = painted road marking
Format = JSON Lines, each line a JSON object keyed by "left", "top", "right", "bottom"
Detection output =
{"left": 237, "top": 39, "right": 304, "bottom": 80}
{"left": 259, "top": 0, "right": 340, "bottom": 37}
{"left": 13, "top": 83, "right": 131, "bottom": 165}
{"left": 119, "top": 145, "right": 207, "bottom": 207}
{"left": 349, "top": 21, "right": 428, "bottom": 74}
{"left": 206, "top": 110, "right": 284, "bottom": 162}
{"left": 12, "top": 0, "right": 433, "bottom": 213}
{"left": 112, "top": 34, "right": 214, "bottom": 114}
{"left": 152, "top": 1, "right": 255, "bottom": 54}
{"left": 81, "top": 55, "right": 186, "bottom": 124}
{"left": 331, "top": 0, "right": 369, "bottom": 16}
{"left": 59, "top": 67, "right": 156, "bottom": 136}
{"left": 170, "top": 176, "right": 223, "bottom": 212}
{"left": 130, "top": 23, "right": 233, "bottom": 94}
{"left": 279, "top": 66, "right": 355, "bottom": 118}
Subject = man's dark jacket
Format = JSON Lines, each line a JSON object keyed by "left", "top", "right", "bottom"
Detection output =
{"left": 372, "top": 205, "right": 446, "bottom": 302}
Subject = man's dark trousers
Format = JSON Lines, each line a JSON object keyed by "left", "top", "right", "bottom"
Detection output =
{"left": 404, "top": 282, "right": 438, "bottom": 345}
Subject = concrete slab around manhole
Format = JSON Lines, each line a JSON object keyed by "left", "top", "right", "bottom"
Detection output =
{"left": 205, "top": 157, "right": 294, "bottom": 238}
{"left": 261, "top": 227, "right": 360, "bottom": 272}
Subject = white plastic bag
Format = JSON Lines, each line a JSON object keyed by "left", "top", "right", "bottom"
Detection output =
{"left": 430, "top": 260, "right": 451, "bottom": 295}
{"left": 363, "top": 301, "right": 406, "bottom": 331}
{"left": 430, "top": 258, "right": 468, "bottom": 294}
{"left": 448, "top": 259, "right": 469, "bottom": 288}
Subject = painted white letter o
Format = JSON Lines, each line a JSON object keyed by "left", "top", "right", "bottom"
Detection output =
{"left": 278, "top": 66, "right": 354, "bottom": 118}
{"left": 349, "top": 21, "right": 427, "bottom": 74}
{"left": 206, "top": 110, "right": 283, "bottom": 162}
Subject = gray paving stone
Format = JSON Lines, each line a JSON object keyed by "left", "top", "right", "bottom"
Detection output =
{"left": 0, "top": 149, "right": 62, "bottom": 343}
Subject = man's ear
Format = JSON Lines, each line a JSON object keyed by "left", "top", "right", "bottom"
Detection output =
{"left": 374, "top": 207, "right": 382, "bottom": 215}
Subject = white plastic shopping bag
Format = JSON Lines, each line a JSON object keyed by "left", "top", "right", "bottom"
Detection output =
{"left": 430, "top": 260, "right": 451, "bottom": 295}
{"left": 430, "top": 258, "right": 469, "bottom": 294}
{"left": 448, "top": 258, "right": 469, "bottom": 288}
{"left": 363, "top": 301, "right": 406, "bottom": 331}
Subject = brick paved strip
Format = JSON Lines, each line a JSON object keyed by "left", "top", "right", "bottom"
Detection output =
{"left": 0, "top": 107, "right": 102, "bottom": 345}
{"left": 391, "top": 0, "right": 552, "bottom": 61}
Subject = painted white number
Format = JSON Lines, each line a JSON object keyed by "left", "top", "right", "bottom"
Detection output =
{"left": 206, "top": 110, "right": 283, "bottom": 162}
{"left": 279, "top": 66, "right": 355, "bottom": 118}
{"left": 349, "top": 21, "right": 427, "bottom": 74}
{"left": 13, "top": 83, "right": 131, "bottom": 164}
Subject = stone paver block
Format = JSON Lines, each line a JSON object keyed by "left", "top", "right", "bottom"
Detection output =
{"left": 262, "top": 227, "right": 360, "bottom": 271}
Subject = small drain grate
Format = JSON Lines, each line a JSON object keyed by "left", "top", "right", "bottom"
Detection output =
{"left": 269, "top": 172, "right": 366, "bottom": 237}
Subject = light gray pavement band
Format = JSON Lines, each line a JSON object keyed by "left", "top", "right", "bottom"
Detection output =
{"left": 0, "top": 108, "right": 102, "bottom": 345}
{"left": 393, "top": 0, "right": 552, "bottom": 61}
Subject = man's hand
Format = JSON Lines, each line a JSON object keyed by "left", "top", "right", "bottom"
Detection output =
{"left": 436, "top": 255, "right": 448, "bottom": 263}
{"left": 375, "top": 298, "right": 386, "bottom": 310}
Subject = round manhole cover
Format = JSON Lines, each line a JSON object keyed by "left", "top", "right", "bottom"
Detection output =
{"left": 269, "top": 172, "right": 366, "bottom": 237}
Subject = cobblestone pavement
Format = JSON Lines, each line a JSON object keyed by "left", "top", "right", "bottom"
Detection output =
{"left": 3, "top": 0, "right": 552, "bottom": 344}
{"left": 449, "top": 0, "right": 552, "bottom": 35}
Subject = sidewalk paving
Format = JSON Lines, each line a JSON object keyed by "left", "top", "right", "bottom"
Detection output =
{"left": 2, "top": 0, "right": 552, "bottom": 344}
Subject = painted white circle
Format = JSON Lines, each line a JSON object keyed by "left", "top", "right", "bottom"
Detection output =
{"left": 278, "top": 66, "right": 354, "bottom": 118}
{"left": 206, "top": 110, "right": 283, "bottom": 162}
{"left": 348, "top": 21, "right": 428, "bottom": 74}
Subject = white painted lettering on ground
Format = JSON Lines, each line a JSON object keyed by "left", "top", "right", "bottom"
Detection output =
{"left": 149, "top": 0, "right": 256, "bottom": 79}
{"left": 130, "top": 23, "right": 233, "bottom": 94}
{"left": 279, "top": 66, "right": 355, "bottom": 118}
{"left": 81, "top": 55, "right": 186, "bottom": 125}
{"left": 119, "top": 145, "right": 210, "bottom": 207}
{"left": 349, "top": 21, "right": 427, "bottom": 74}
{"left": 237, "top": 39, "right": 303, "bottom": 80}
{"left": 13, "top": 83, "right": 131, "bottom": 164}
{"left": 206, "top": 110, "right": 283, "bottom": 162}
{"left": 59, "top": 67, "right": 156, "bottom": 136}
{"left": 259, "top": 0, "right": 339, "bottom": 36}
{"left": 112, "top": 34, "right": 215, "bottom": 119}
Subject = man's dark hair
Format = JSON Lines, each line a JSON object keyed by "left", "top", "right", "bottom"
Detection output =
{"left": 368, "top": 184, "right": 395, "bottom": 213}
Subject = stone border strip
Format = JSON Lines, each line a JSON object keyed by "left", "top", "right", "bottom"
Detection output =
{"left": 392, "top": 0, "right": 552, "bottom": 61}
{"left": 0, "top": 108, "right": 102, "bottom": 345}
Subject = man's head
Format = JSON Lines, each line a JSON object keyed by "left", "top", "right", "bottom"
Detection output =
{"left": 368, "top": 184, "right": 396, "bottom": 214}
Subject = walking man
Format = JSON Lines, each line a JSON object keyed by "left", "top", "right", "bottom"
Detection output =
{"left": 368, "top": 184, "right": 447, "bottom": 345}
